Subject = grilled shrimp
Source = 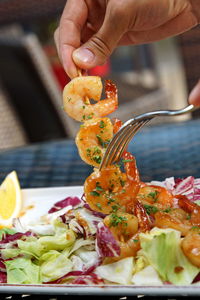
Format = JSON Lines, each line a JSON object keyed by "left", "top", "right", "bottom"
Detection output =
{"left": 181, "top": 228, "right": 200, "bottom": 267}
{"left": 154, "top": 195, "right": 200, "bottom": 236}
{"left": 75, "top": 118, "right": 113, "bottom": 167}
{"left": 103, "top": 202, "right": 151, "bottom": 263}
{"left": 84, "top": 152, "right": 140, "bottom": 214}
{"left": 136, "top": 184, "right": 174, "bottom": 211}
{"left": 154, "top": 209, "right": 191, "bottom": 236}
{"left": 63, "top": 76, "right": 118, "bottom": 122}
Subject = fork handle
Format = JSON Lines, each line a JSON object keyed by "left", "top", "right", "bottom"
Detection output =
{"left": 135, "top": 104, "right": 195, "bottom": 120}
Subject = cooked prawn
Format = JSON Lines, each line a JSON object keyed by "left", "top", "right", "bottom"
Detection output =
{"left": 136, "top": 184, "right": 174, "bottom": 211}
{"left": 103, "top": 202, "right": 151, "bottom": 263}
{"left": 113, "top": 118, "right": 123, "bottom": 134}
{"left": 181, "top": 228, "right": 200, "bottom": 267}
{"left": 154, "top": 195, "right": 200, "bottom": 236}
{"left": 63, "top": 76, "right": 118, "bottom": 122}
{"left": 177, "top": 195, "right": 200, "bottom": 227}
{"left": 84, "top": 152, "right": 140, "bottom": 214}
{"left": 75, "top": 117, "right": 113, "bottom": 167}
{"left": 104, "top": 212, "right": 139, "bottom": 242}
{"left": 154, "top": 209, "right": 191, "bottom": 236}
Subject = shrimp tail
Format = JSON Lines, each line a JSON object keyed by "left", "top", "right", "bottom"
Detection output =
{"left": 105, "top": 80, "right": 118, "bottom": 101}
{"left": 134, "top": 201, "right": 152, "bottom": 232}
{"left": 112, "top": 118, "right": 123, "bottom": 134}
{"left": 177, "top": 195, "right": 200, "bottom": 213}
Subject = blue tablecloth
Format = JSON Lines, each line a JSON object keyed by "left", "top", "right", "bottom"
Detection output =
{"left": 0, "top": 119, "right": 200, "bottom": 188}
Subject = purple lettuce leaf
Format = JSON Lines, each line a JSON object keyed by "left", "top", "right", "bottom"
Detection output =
{"left": 48, "top": 197, "right": 82, "bottom": 214}
{"left": 96, "top": 222, "right": 120, "bottom": 257}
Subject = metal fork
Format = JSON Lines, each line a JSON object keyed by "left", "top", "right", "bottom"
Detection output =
{"left": 99, "top": 104, "right": 196, "bottom": 170}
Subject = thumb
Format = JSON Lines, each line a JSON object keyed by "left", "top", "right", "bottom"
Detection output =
{"left": 72, "top": 6, "right": 127, "bottom": 69}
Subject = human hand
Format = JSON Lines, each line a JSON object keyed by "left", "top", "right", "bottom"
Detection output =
{"left": 189, "top": 80, "right": 200, "bottom": 107}
{"left": 54, "top": 0, "right": 199, "bottom": 78}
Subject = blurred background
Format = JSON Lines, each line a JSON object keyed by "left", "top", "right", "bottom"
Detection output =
{"left": 0, "top": 0, "right": 200, "bottom": 151}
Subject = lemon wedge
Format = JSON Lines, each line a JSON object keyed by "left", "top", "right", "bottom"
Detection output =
{"left": 0, "top": 171, "right": 22, "bottom": 227}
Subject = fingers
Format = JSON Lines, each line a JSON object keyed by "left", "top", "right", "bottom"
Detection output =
{"left": 72, "top": 4, "right": 128, "bottom": 69}
{"left": 189, "top": 80, "right": 200, "bottom": 107}
{"left": 118, "top": 8, "right": 197, "bottom": 45}
{"left": 55, "top": 0, "right": 88, "bottom": 78}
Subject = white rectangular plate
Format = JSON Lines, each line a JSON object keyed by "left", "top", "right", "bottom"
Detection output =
{"left": 0, "top": 186, "right": 200, "bottom": 296}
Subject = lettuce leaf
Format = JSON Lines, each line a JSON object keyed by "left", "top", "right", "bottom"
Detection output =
{"left": 40, "top": 251, "right": 73, "bottom": 282}
{"left": 17, "top": 224, "right": 76, "bottom": 258}
{"left": 139, "top": 228, "right": 199, "bottom": 285}
{"left": 95, "top": 257, "right": 134, "bottom": 284}
{"left": 4, "top": 258, "right": 40, "bottom": 284}
{"left": 132, "top": 265, "right": 163, "bottom": 285}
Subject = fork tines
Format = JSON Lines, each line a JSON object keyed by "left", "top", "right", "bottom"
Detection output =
{"left": 100, "top": 118, "right": 150, "bottom": 170}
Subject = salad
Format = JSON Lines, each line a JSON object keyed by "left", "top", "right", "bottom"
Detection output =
{"left": 0, "top": 176, "right": 200, "bottom": 286}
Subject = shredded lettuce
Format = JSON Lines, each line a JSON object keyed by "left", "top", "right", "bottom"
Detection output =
{"left": 17, "top": 221, "right": 76, "bottom": 258}
{"left": 95, "top": 257, "right": 134, "bottom": 284}
{"left": 132, "top": 265, "right": 163, "bottom": 285}
{"left": 40, "top": 251, "right": 73, "bottom": 282}
{"left": 4, "top": 258, "right": 40, "bottom": 284}
{"left": 139, "top": 228, "right": 199, "bottom": 285}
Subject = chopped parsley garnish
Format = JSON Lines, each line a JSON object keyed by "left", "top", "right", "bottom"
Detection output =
{"left": 111, "top": 205, "right": 119, "bottom": 212}
{"left": 144, "top": 204, "right": 159, "bottom": 215}
{"left": 147, "top": 191, "right": 159, "bottom": 202}
{"left": 99, "top": 120, "right": 106, "bottom": 128}
{"left": 86, "top": 113, "right": 94, "bottom": 120}
{"left": 96, "top": 134, "right": 106, "bottom": 147}
{"left": 191, "top": 226, "right": 200, "bottom": 231}
{"left": 133, "top": 239, "right": 139, "bottom": 243}
{"left": 90, "top": 191, "right": 100, "bottom": 197}
{"left": 96, "top": 203, "right": 102, "bottom": 210}
{"left": 163, "top": 207, "right": 172, "bottom": 213}
{"left": 95, "top": 183, "right": 104, "bottom": 191}
{"left": 186, "top": 214, "right": 191, "bottom": 220}
{"left": 93, "top": 147, "right": 101, "bottom": 154}
{"left": 93, "top": 155, "right": 102, "bottom": 164}
{"left": 120, "top": 178, "right": 125, "bottom": 187}
{"left": 109, "top": 214, "right": 128, "bottom": 227}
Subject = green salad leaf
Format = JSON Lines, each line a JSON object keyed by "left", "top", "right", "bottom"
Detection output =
{"left": 17, "top": 226, "right": 76, "bottom": 258}
{"left": 40, "top": 251, "right": 73, "bottom": 282}
{"left": 4, "top": 258, "right": 40, "bottom": 284}
{"left": 95, "top": 257, "right": 134, "bottom": 284}
{"left": 139, "top": 228, "right": 199, "bottom": 285}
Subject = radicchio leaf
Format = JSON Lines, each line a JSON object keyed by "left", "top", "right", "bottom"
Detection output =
{"left": 83, "top": 203, "right": 107, "bottom": 219}
{"left": 48, "top": 197, "right": 82, "bottom": 213}
{"left": 174, "top": 176, "right": 195, "bottom": 200}
{"left": 0, "top": 260, "right": 7, "bottom": 283}
{"left": 96, "top": 222, "right": 120, "bottom": 257}
{"left": 0, "top": 231, "right": 33, "bottom": 248}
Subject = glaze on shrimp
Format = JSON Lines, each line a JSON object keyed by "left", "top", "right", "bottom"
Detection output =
{"left": 84, "top": 152, "right": 140, "bottom": 214}
{"left": 75, "top": 117, "right": 113, "bottom": 167}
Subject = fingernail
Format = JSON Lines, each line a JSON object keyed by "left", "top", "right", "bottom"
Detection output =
{"left": 73, "top": 48, "right": 95, "bottom": 64}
